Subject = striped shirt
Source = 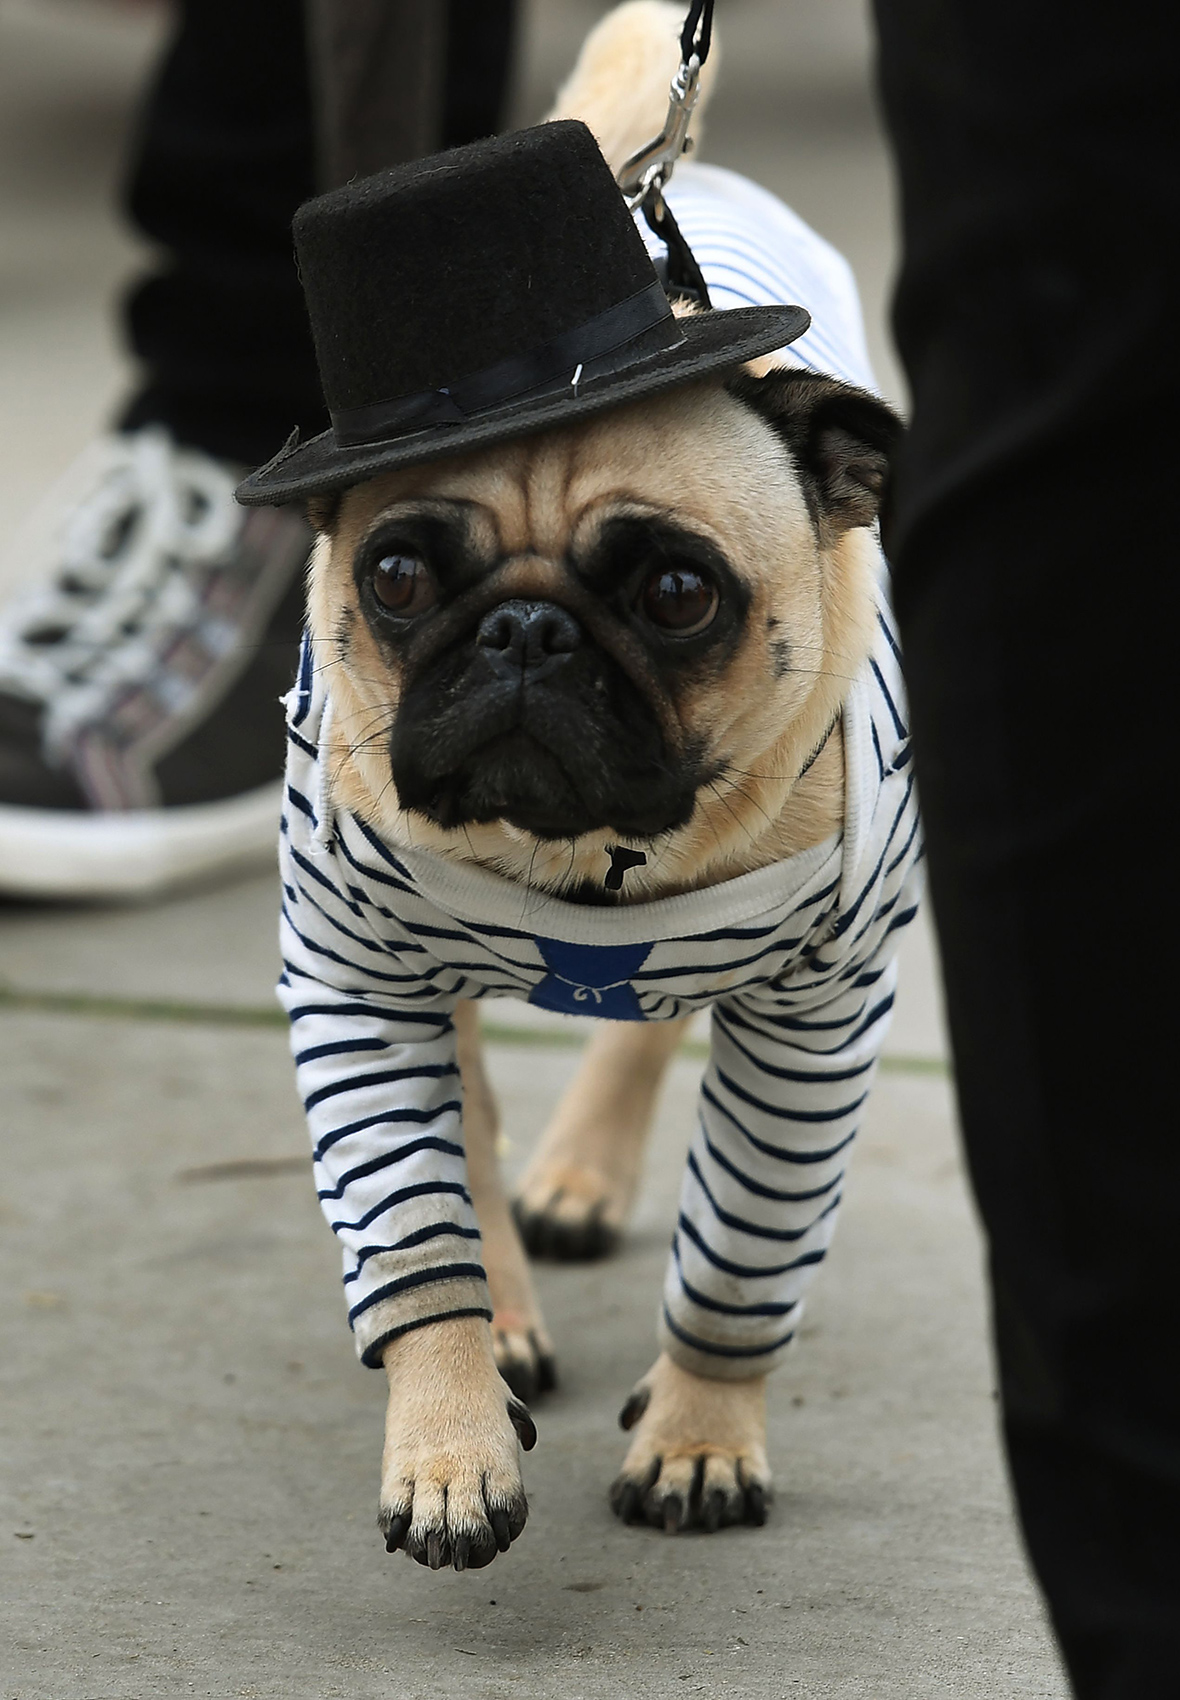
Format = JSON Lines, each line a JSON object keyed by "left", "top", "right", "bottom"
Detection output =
{"left": 653, "top": 161, "right": 877, "bottom": 390}
{"left": 277, "top": 163, "right": 923, "bottom": 1380}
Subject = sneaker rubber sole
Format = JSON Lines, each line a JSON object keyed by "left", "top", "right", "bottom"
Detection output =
{"left": 0, "top": 782, "right": 283, "bottom": 900}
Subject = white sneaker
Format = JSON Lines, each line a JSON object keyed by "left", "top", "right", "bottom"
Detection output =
{"left": 0, "top": 426, "right": 311, "bottom": 899}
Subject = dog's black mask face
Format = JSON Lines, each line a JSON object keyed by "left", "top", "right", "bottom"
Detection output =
{"left": 352, "top": 503, "right": 748, "bottom": 840}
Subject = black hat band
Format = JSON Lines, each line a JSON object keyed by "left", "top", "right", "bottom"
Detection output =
{"left": 330, "top": 279, "right": 682, "bottom": 448}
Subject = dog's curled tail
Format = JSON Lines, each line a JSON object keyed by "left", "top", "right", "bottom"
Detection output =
{"left": 547, "top": 0, "right": 719, "bottom": 178}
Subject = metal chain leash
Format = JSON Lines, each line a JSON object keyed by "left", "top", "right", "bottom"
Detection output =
{"left": 616, "top": 0, "right": 717, "bottom": 307}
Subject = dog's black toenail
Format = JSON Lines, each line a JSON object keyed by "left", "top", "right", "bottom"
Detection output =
{"left": 532, "top": 1337, "right": 558, "bottom": 1394}
{"left": 507, "top": 1395, "right": 537, "bottom": 1450}
{"left": 700, "top": 1489, "right": 726, "bottom": 1533}
{"left": 500, "top": 1357, "right": 538, "bottom": 1405}
{"left": 382, "top": 1512, "right": 410, "bottom": 1553}
{"left": 661, "top": 1493, "right": 684, "bottom": 1534}
{"left": 744, "top": 1484, "right": 769, "bottom": 1526}
{"left": 506, "top": 1497, "right": 527, "bottom": 1543}
{"left": 614, "top": 1480, "right": 642, "bottom": 1523}
{"left": 465, "top": 1535, "right": 497, "bottom": 1569}
{"left": 618, "top": 1386, "right": 650, "bottom": 1431}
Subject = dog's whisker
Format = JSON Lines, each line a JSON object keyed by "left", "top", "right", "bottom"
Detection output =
{"left": 693, "top": 784, "right": 734, "bottom": 862}
{"left": 717, "top": 772, "right": 777, "bottom": 832}
{"left": 561, "top": 836, "right": 579, "bottom": 896}
{"left": 780, "top": 666, "right": 859, "bottom": 684}
{"left": 515, "top": 839, "right": 546, "bottom": 926}
{"left": 705, "top": 778, "right": 765, "bottom": 853}
{"left": 335, "top": 717, "right": 395, "bottom": 755}
{"left": 722, "top": 756, "right": 831, "bottom": 787}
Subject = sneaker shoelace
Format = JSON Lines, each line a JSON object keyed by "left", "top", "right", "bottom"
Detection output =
{"left": 0, "top": 428, "right": 242, "bottom": 759}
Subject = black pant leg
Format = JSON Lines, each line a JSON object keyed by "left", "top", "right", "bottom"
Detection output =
{"left": 443, "top": 0, "right": 519, "bottom": 150}
{"left": 872, "top": 3, "right": 1180, "bottom": 1694}
{"left": 119, "top": 0, "right": 324, "bottom": 466}
{"left": 119, "top": 0, "right": 517, "bottom": 469}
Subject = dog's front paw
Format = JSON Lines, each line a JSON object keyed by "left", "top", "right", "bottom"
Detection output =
{"left": 609, "top": 1352, "right": 771, "bottom": 1534}
{"left": 379, "top": 1316, "right": 536, "bottom": 1571}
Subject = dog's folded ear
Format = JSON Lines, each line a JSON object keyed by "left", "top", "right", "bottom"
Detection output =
{"left": 726, "top": 368, "right": 904, "bottom": 538}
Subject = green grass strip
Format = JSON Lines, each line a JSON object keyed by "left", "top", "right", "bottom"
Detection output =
{"left": 0, "top": 984, "right": 286, "bottom": 1029}
{"left": 486, "top": 1023, "right": 949, "bottom": 1074}
{"left": 0, "top": 982, "right": 950, "bottom": 1078}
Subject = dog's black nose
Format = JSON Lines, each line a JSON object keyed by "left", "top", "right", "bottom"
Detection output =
{"left": 477, "top": 600, "right": 583, "bottom": 680}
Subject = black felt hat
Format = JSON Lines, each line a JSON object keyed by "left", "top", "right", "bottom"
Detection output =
{"left": 237, "top": 120, "right": 810, "bottom": 506}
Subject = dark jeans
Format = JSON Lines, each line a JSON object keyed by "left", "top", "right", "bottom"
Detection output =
{"left": 119, "top": 0, "right": 517, "bottom": 466}
{"left": 873, "top": 2, "right": 1180, "bottom": 1694}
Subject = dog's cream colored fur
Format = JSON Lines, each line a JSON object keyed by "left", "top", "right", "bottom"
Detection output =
{"left": 380, "top": 1314, "right": 531, "bottom": 1568}
{"left": 312, "top": 385, "right": 872, "bottom": 904}
{"left": 514, "top": 1012, "right": 690, "bottom": 1248}
{"left": 304, "top": 2, "right": 885, "bottom": 1559}
{"left": 454, "top": 1001, "right": 554, "bottom": 1385}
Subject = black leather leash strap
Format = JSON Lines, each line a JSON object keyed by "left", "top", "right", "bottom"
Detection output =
{"left": 680, "top": 0, "right": 715, "bottom": 66}
{"left": 641, "top": 193, "right": 712, "bottom": 309}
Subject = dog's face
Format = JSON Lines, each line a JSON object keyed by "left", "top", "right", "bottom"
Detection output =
{"left": 308, "top": 368, "right": 900, "bottom": 899}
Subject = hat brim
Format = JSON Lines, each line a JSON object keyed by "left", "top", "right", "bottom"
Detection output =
{"left": 236, "top": 304, "right": 809, "bottom": 506}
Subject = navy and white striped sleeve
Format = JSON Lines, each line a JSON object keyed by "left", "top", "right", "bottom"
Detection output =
{"left": 660, "top": 860, "right": 923, "bottom": 1381}
{"left": 278, "top": 793, "right": 491, "bottom": 1368}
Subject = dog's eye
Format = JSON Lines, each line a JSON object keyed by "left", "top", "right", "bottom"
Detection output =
{"left": 372, "top": 553, "right": 436, "bottom": 617}
{"left": 639, "top": 566, "right": 719, "bottom": 636}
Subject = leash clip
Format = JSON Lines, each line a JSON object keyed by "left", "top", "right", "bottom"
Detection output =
{"left": 617, "top": 53, "right": 701, "bottom": 209}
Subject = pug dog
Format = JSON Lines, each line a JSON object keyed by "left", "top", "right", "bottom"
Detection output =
{"left": 243, "top": 2, "right": 920, "bottom": 1571}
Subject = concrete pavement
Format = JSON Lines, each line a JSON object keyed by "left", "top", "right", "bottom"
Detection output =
{"left": 1, "top": 3, "right": 1065, "bottom": 1695}
{"left": 1, "top": 968, "right": 1066, "bottom": 1699}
